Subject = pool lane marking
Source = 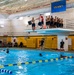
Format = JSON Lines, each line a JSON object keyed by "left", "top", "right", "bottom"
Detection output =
{"left": 32, "top": 61, "right": 36, "bottom": 64}
{"left": 60, "top": 58, "right": 63, "bottom": 60}
{"left": 8, "top": 64, "right": 13, "bottom": 66}
{"left": 0, "top": 65, "right": 4, "bottom": 68}
{"left": 0, "top": 56, "right": 73, "bottom": 68}
{"left": 25, "top": 62, "right": 29, "bottom": 65}
{"left": 17, "top": 63, "right": 21, "bottom": 66}
{"left": 45, "top": 60, "right": 48, "bottom": 62}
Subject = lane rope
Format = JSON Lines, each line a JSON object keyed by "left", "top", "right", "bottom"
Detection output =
{"left": 0, "top": 56, "right": 73, "bottom": 68}
{"left": 0, "top": 69, "right": 12, "bottom": 74}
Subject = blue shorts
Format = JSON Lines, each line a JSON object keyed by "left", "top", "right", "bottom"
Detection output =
{"left": 38, "top": 22, "right": 43, "bottom": 26}
{"left": 32, "top": 23, "right": 35, "bottom": 27}
{"left": 46, "top": 21, "right": 50, "bottom": 25}
{"left": 50, "top": 21, "right": 53, "bottom": 26}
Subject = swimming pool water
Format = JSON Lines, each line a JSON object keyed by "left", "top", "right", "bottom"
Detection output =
{"left": 0, "top": 48, "right": 74, "bottom": 75}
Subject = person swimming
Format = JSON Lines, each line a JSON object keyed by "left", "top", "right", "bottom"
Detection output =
{"left": 39, "top": 53, "right": 43, "bottom": 56}
{"left": 60, "top": 54, "right": 67, "bottom": 58}
{"left": 0, "top": 49, "right": 5, "bottom": 52}
{"left": 6, "top": 48, "right": 9, "bottom": 53}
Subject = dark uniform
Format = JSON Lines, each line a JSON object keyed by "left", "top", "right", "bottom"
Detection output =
{"left": 39, "top": 38, "right": 45, "bottom": 56}
{"left": 40, "top": 39, "right": 44, "bottom": 47}
{"left": 6, "top": 48, "right": 9, "bottom": 53}
{"left": 60, "top": 41, "right": 64, "bottom": 48}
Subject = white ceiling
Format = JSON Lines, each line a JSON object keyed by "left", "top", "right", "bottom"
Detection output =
{"left": 0, "top": 0, "right": 50, "bottom": 14}
{"left": 0, "top": 0, "right": 73, "bottom": 15}
{"left": 0, "top": 0, "right": 73, "bottom": 19}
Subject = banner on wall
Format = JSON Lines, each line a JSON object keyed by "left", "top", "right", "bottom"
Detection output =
{"left": 51, "top": 0, "right": 66, "bottom": 13}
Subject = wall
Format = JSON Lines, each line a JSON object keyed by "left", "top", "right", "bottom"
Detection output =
{"left": 68, "top": 36, "right": 74, "bottom": 50}
{"left": 9, "top": 8, "right": 74, "bottom": 36}
{"left": 0, "top": 19, "right": 11, "bottom": 36}
{"left": 9, "top": 15, "right": 43, "bottom": 36}
{"left": 0, "top": 36, "right": 74, "bottom": 51}
{"left": 0, "top": 8, "right": 74, "bottom": 36}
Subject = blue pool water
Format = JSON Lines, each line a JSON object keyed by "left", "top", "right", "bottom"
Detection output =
{"left": 0, "top": 48, "right": 74, "bottom": 75}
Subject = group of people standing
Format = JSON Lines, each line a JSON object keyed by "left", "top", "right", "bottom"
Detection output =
{"left": 28, "top": 14, "right": 63, "bottom": 31}
{"left": 46, "top": 16, "right": 63, "bottom": 28}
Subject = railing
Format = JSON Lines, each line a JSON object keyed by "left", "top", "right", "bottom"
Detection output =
{"left": 66, "top": 19, "right": 74, "bottom": 29}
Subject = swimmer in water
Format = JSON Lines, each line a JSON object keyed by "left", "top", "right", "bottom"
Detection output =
{"left": 3, "top": 49, "right": 5, "bottom": 51}
{"left": 6, "top": 48, "right": 9, "bottom": 53}
{"left": 39, "top": 53, "right": 42, "bottom": 56}
{"left": 60, "top": 54, "right": 67, "bottom": 58}
{"left": 0, "top": 49, "right": 5, "bottom": 52}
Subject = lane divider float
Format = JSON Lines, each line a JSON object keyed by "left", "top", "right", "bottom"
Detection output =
{"left": 0, "top": 69, "right": 12, "bottom": 74}
{"left": 0, "top": 56, "right": 73, "bottom": 68}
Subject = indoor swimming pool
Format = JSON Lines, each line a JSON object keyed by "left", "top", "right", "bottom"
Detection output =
{"left": 0, "top": 48, "right": 74, "bottom": 75}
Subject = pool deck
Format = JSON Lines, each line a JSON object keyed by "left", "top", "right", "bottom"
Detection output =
{"left": 0, "top": 47, "right": 74, "bottom": 53}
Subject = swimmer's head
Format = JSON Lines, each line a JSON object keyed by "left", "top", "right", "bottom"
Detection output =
{"left": 39, "top": 53, "right": 42, "bottom": 56}
{"left": 3, "top": 50, "right": 5, "bottom": 51}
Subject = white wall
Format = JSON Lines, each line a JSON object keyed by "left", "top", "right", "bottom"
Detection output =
{"left": 0, "top": 19, "right": 11, "bottom": 36}
{"left": 10, "top": 8, "right": 74, "bottom": 35}
{"left": 0, "top": 8, "right": 74, "bottom": 36}
{"left": 10, "top": 15, "right": 42, "bottom": 36}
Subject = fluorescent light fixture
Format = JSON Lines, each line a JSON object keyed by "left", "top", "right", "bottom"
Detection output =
{"left": 19, "top": 17, "right": 24, "bottom": 20}
{"left": 44, "top": 12, "right": 51, "bottom": 16}
{"left": 0, "top": 20, "right": 4, "bottom": 24}
{"left": 25, "top": 0, "right": 27, "bottom": 1}
{"left": 0, "top": 25, "right": 4, "bottom": 28}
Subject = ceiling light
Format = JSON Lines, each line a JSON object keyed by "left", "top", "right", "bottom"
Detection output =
{"left": 0, "top": 25, "right": 4, "bottom": 28}
{"left": 44, "top": 12, "right": 51, "bottom": 16}
{"left": 19, "top": 17, "right": 24, "bottom": 20}
{"left": 25, "top": 0, "right": 27, "bottom": 1}
{"left": 0, "top": 20, "right": 4, "bottom": 24}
